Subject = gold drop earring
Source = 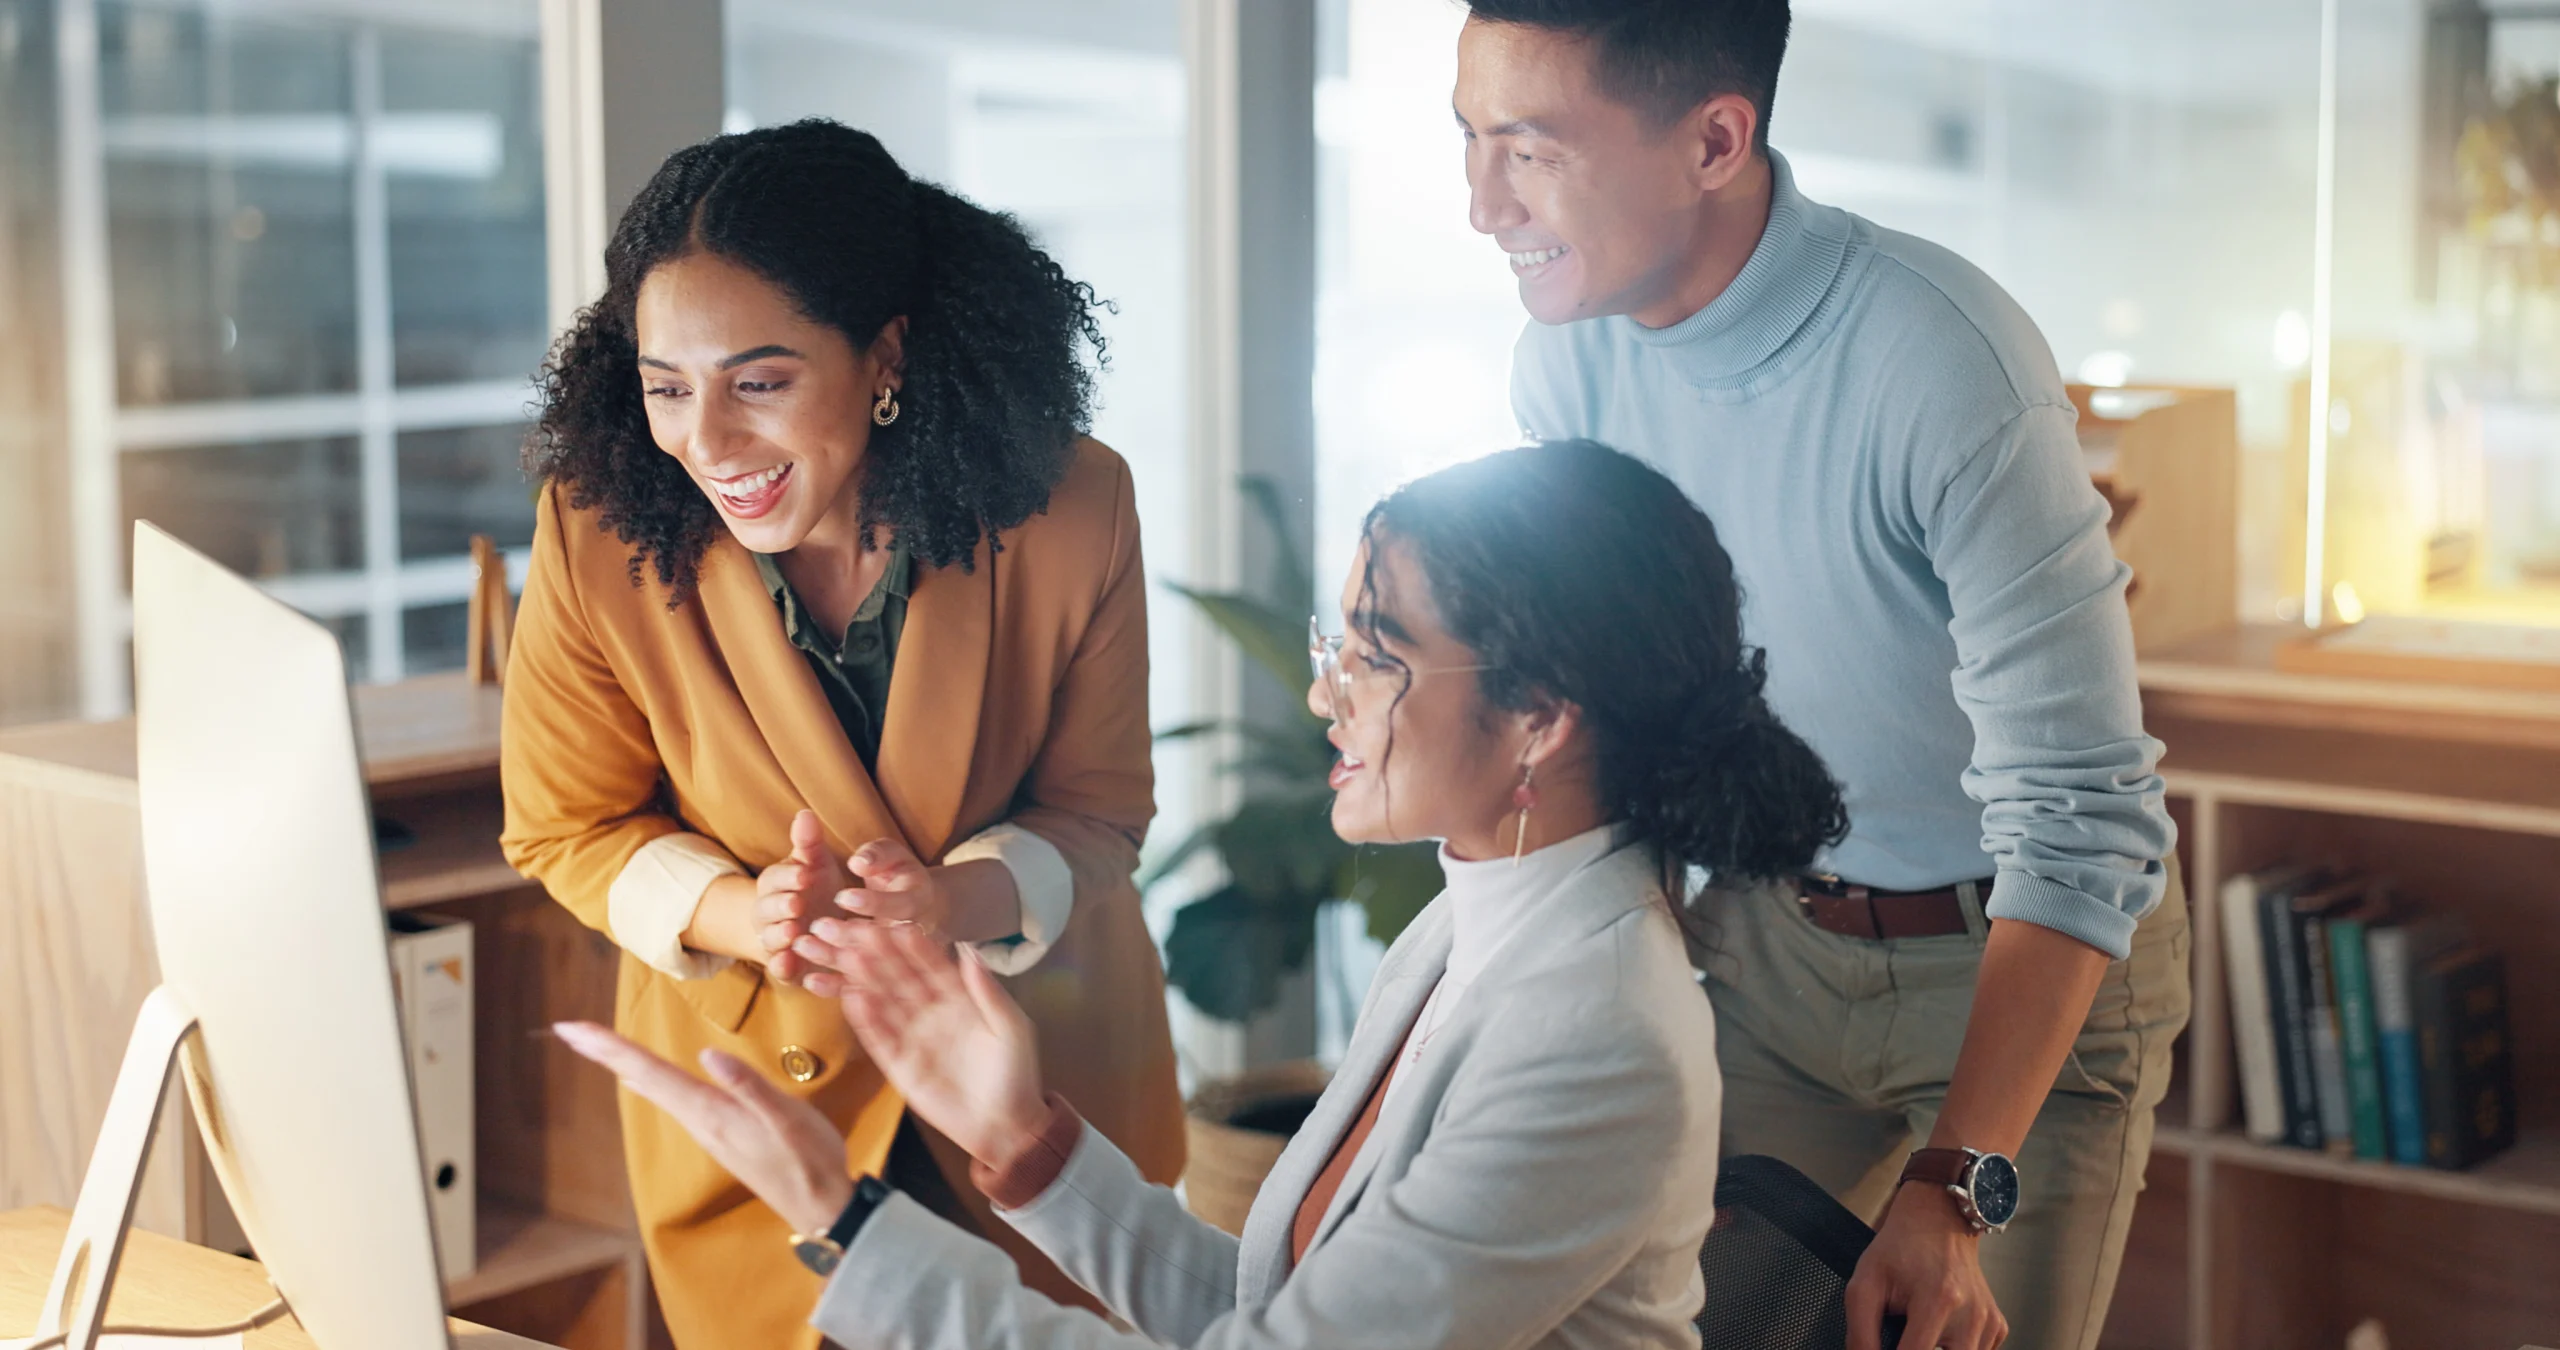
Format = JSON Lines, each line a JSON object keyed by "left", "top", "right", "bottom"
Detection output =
{"left": 1511, "top": 762, "right": 1538, "bottom": 866}
{"left": 871, "top": 387, "right": 901, "bottom": 426}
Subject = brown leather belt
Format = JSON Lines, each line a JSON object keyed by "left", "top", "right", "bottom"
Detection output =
{"left": 1794, "top": 875, "right": 1986, "bottom": 941}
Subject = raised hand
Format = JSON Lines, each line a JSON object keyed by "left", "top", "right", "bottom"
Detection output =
{"left": 551, "top": 1020, "right": 852, "bottom": 1235}
{"left": 757, "top": 809, "right": 854, "bottom": 986}
{"left": 800, "top": 920, "right": 1051, "bottom": 1173}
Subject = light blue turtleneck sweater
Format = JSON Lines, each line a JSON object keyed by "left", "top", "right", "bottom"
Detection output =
{"left": 1510, "top": 151, "right": 2172, "bottom": 959}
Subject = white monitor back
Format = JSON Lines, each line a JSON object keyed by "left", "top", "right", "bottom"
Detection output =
{"left": 130, "top": 522, "right": 452, "bottom": 1350}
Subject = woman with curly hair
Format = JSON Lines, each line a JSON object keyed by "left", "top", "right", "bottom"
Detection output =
{"left": 499, "top": 119, "right": 1184, "bottom": 1350}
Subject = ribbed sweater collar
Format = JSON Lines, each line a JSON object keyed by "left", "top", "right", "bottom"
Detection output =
{"left": 1622, "top": 150, "right": 1853, "bottom": 386}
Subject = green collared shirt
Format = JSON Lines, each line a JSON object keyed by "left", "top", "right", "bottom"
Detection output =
{"left": 753, "top": 538, "right": 913, "bottom": 772}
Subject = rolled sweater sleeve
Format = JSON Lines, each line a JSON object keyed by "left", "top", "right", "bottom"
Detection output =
{"left": 1923, "top": 400, "right": 2172, "bottom": 959}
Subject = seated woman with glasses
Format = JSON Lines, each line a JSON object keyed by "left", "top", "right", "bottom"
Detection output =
{"left": 557, "top": 438, "right": 1850, "bottom": 1348}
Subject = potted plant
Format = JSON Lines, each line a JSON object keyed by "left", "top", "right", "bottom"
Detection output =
{"left": 1147, "top": 478, "right": 1442, "bottom": 1231}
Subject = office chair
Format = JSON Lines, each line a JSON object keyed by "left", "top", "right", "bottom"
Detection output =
{"left": 1696, "top": 1154, "right": 1910, "bottom": 1350}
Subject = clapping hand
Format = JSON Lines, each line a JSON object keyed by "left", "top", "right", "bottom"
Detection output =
{"left": 551, "top": 1021, "right": 852, "bottom": 1236}
{"left": 797, "top": 919, "right": 1053, "bottom": 1175}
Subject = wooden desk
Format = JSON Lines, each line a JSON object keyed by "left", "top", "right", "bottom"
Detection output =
{"left": 0, "top": 1207, "right": 556, "bottom": 1348}
{"left": 0, "top": 677, "right": 646, "bottom": 1350}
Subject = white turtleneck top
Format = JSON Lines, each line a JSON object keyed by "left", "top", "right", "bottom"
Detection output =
{"left": 1378, "top": 822, "right": 1632, "bottom": 1119}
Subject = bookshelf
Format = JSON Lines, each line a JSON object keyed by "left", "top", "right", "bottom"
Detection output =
{"left": 0, "top": 674, "right": 651, "bottom": 1350}
{"left": 2103, "top": 627, "right": 2560, "bottom": 1350}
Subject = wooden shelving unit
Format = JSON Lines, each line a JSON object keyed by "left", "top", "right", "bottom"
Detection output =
{"left": 2100, "top": 627, "right": 2560, "bottom": 1350}
{"left": 449, "top": 1204, "right": 648, "bottom": 1311}
{"left": 380, "top": 790, "right": 522, "bottom": 910}
{"left": 2150, "top": 1124, "right": 2560, "bottom": 1221}
{"left": 0, "top": 673, "right": 651, "bottom": 1350}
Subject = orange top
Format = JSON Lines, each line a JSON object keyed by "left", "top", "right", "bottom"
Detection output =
{"left": 1291, "top": 1024, "right": 1415, "bottom": 1265}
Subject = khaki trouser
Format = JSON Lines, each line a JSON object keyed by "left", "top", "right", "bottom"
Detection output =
{"left": 1695, "top": 865, "right": 2190, "bottom": 1350}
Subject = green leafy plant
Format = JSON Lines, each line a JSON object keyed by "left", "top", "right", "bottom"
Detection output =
{"left": 1144, "top": 478, "right": 1443, "bottom": 1023}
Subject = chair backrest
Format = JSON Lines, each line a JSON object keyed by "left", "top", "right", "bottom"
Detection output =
{"left": 1695, "top": 1155, "right": 1908, "bottom": 1350}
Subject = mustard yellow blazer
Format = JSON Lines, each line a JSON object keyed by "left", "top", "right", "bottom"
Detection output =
{"left": 500, "top": 440, "right": 1186, "bottom": 1350}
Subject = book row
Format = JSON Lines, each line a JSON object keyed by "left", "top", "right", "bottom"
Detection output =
{"left": 2220, "top": 864, "right": 2517, "bottom": 1169}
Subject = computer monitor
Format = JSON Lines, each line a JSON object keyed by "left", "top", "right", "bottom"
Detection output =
{"left": 26, "top": 523, "right": 453, "bottom": 1350}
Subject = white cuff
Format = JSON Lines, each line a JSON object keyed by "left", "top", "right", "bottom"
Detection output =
{"left": 944, "top": 823, "right": 1074, "bottom": 976}
{"left": 607, "top": 832, "right": 748, "bottom": 980}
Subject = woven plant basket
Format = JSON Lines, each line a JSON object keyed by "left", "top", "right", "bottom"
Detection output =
{"left": 1180, "top": 1059, "right": 1332, "bottom": 1236}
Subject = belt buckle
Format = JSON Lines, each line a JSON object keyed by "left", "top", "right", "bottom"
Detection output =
{"left": 1799, "top": 873, "right": 1873, "bottom": 902}
{"left": 1796, "top": 875, "right": 1881, "bottom": 939}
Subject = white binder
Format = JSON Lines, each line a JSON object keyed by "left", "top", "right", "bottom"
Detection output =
{"left": 388, "top": 911, "right": 476, "bottom": 1280}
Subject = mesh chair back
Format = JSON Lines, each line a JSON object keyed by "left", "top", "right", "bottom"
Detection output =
{"left": 1695, "top": 1155, "right": 1907, "bottom": 1350}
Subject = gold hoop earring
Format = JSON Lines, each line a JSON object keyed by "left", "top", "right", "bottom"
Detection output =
{"left": 871, "top": 388, "right": 900, "bottom": 427}
{"left": 1510, "top": 763, "right": 1538, "bottom": 866}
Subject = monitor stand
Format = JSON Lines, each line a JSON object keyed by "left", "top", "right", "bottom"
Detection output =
{"left": 4, "top": 988, "right": 285, "bottom": 1350}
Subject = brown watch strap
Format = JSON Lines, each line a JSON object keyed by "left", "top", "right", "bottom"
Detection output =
{"left": 1900, "top": 1146, "right": 1973, "bottom": 1190}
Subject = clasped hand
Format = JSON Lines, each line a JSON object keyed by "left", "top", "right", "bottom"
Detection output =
{"left": 751, "top": 809, "right": 955, "bottom": 987}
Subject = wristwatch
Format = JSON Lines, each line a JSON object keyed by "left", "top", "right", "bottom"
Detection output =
{"left": 1898, "top": 1146, "right": 2019, "bottom": 1234}
{"left": 789, "top": 1175, "right": 892, "bottom": 1276}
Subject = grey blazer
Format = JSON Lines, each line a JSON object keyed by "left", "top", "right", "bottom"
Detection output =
{"left": 811, "top": 837, "right": 1721, "bottom": 1349}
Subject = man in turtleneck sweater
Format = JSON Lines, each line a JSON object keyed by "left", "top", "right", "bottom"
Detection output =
{"left": 1452, "top": 5, "right": 2187, "bottom": 1350}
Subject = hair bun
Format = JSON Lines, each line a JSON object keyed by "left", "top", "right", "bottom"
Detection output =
{"left": 1624, "top": 657, "right": 1845, "bottom": 883}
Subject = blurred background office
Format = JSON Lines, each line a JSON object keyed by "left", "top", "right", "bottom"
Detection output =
{"left": 7, "top": 3, "right": 2560, "bottom": 1347}
{"left": 12, "top": 0, "right": 2560, "bottom": 719}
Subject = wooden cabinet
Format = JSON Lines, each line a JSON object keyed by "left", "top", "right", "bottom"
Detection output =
{"left": 0, "top": 674, "right": 650, "bottom": 1350}
{"left": 2069, "top": 382, "right": 2240, "bottom": 655}
{"left": 2105, "top": 627, "right": 2560, "bottom": 1350}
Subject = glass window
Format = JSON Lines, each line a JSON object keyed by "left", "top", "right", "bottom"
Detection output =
{"left": 2327, "top": 5, "right": 2560, "bottom": 621}
{"left": 3, "top": 0, "right": 545, "bottom": 716}
{"left": 383, "top": 27, "right": 547, "bottom": 388}
{"left": 119, "top": 435, "right": 362, "bottom": 583}
{"left": 108, "top": 158, "right": 359, "bottom": 404}
{"left": 1781, "top": 5, "right": 2321, "bottom": 622}
{"left": 102, "top": 6, "right": 360, "bottom": 405}
{"left": 0, "top": 0, "right": 73, "bottom": 723}
{"left": 398, "top": 422, "right": 535, "bottom": 563}
{"left": 1313, "top": 0, "right": 1524, "bottom": 594}
{"left": 402, "top": 598, "right": 469, "bottom": 675}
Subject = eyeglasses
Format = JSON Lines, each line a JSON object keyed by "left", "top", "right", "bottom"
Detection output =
{"left": 1308, "top": 616, "right": 1492, "bottom": 730}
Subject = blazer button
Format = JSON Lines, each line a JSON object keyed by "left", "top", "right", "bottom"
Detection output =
{"left": 778, "top": 1045, "right": 821, "bottom": 1083}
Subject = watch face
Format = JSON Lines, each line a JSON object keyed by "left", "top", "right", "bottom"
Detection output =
{"left": 1968, "top": 1153, "right": 2020, "bottom": 1229}
{"left": 792, "top": 1237, "right": 843, "bottom": 1277}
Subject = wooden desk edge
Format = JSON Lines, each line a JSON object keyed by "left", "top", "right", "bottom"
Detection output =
{"left": 0, "top": 1207, "right": 559, "bottom": 1350}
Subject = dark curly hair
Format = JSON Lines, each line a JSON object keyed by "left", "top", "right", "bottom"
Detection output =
{"left": 524, "top": 118, "right": 1108, "bottom": 593}
{"left": 1358, "top": 439, "right": 1844, "bottom": 884}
